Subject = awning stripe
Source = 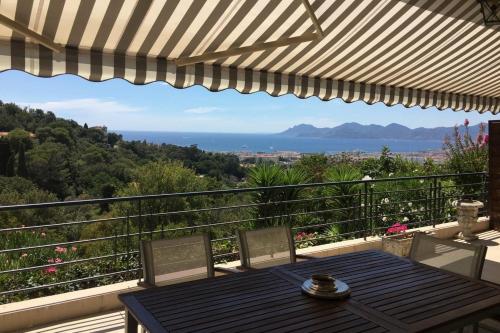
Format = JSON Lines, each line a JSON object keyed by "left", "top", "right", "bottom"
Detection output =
{"left": 0, "top": 0, "right": 499, "bottom": 114}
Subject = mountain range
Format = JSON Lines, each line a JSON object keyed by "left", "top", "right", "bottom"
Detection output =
{"left": 278, "top": 123, "right": 484, "bottom": 141}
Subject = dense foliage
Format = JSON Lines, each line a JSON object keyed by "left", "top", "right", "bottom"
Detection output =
{"left": 0, "top": 101, "right": 490, "bottom": 303}
{"left": 0, "top": 101, "right": 245, "bottom": 202}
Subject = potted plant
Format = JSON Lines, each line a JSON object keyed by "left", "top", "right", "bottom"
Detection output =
{"left": 382, "top": 223, "right": 414, "bottom": 257}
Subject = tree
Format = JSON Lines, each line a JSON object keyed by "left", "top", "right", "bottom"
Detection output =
{"left": 83, "top": 123, "right": 88, "bottom": 129}
{"left": 248, "top": 164, "right": 309, "bottom": 226}
{"left": 324, "top": 164, "right": 362, "bottom": 233}
{"left": 7, "top": 128, "right": 32, "bottom": 151}
{"left": 17, "top": 143, "right": 28, "bottom": 177}
{"left": 379, "top": 146, "right": 395, "bottom": 175}
{"left": 444, "top": 120, "right": 488, "bottom": 200}
{"left": 6, "top": 154, "right": 15, "bottom": 177}
{"left": 295, "top": 154, "right": 329, "bottom": 182}
{"left": 26, "top": 142, "right": 72, "bottom": 199}
{"left": 117, "top": 160, "right": 211, "bottom": 227}
{"left": 0, "top": 139, "right": 11, "bottom": 175}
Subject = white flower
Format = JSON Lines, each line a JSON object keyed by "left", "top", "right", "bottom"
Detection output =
{"left": 452, "top": 200, "right": 459, "bottom": 207}
{"left": 362, "top": 175, "right": 372, "bottom": 181}
{"left": 419, "top": 179, "right": 424, "bottom": 184}
{"left": 420, "top": 207, "right": 425, "bottom": 212}
{"left": 408, "top": 202, "right": 413, "bottom": 207}
{"left": 403, "top": 217, "right": 409, "bottom": 222}
{"left": 382, "top": 216, "right": 388, "bottom": 222}
{"left": 382, "top": 198, "right": 389, "bottom": 204}
{"left": 361, "top": 203, "right": 365, "bottom": 207}
{"left": 388, "top": 173, "right": 394, "bottom": 177}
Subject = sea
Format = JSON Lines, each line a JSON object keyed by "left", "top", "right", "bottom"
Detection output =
{"left": 116, "top": 131, "right": 443, "bottom": 154}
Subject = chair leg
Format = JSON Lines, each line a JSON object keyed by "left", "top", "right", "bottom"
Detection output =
{"left": 125, "top": 310, "right": 138, "bottom": 333}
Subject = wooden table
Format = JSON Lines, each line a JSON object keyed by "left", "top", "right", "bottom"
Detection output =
{"left": 119, "top": 250, "right": 500, "bottom": 332}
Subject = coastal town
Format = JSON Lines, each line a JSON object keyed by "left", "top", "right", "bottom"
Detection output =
{"left": 235, "top": 149, "right": 447, "bottom": 166}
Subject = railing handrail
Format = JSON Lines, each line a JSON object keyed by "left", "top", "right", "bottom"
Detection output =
{"left": 0, "top": 172, "right": 487, "bottom": 212}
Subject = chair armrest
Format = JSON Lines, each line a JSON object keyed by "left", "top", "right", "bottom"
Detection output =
{"left": 214, "top": 267, "right": 243, "bottom": 274}
{"left": 296, "top": 254, "right": 318, "bottom": 260}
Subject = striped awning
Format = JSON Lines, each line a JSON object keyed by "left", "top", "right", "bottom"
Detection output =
{"left": 0, "top": 0, "right": 499, "bottom": 114}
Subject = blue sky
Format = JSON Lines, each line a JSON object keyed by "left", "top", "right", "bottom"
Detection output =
{"left": 0, "top": 70, "right": 498, "bottom": 133}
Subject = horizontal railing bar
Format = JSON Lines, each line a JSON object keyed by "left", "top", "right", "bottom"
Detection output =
{"left": 0, "top": 251, "right": 139, "bottom": 274}
{"left": 0, "top": 172, "right": 486, "bottom": 211}
{"left": 0, "top": 269, "right": 141, "bottom": 296}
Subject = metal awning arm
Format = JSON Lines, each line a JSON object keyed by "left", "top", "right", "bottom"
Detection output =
{"left": 175, "top": 0, "right": 323, "bottom": 66}
{"left": 0, "top": 13, "right": 63, "bottom": 53}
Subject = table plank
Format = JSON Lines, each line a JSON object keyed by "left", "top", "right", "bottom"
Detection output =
{"left": 119, "top": 250, "right": 500, "bottom": 332}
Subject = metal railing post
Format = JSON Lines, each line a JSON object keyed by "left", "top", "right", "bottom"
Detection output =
{"left": 363, "top": 182, "right": 368, "bottom": 241}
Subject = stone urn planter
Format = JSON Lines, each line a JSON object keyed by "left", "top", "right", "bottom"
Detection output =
{"left": 382, "top": 232, "right": 415, "bottom": 257}
{"left": 456, "top": 200, "right": 484, "bottom": 241}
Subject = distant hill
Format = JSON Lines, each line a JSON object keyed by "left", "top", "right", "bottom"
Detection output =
{"left": 278, "top": 123, "right": 485, "bottom": 140}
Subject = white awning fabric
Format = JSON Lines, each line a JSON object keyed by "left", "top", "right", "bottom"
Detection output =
{"left": 0, "top": 0, "right": 499, "bottom": 113}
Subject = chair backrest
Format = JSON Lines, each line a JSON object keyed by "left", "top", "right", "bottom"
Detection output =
{"left": 140, "top": 234, "right": 214, "bottom": 287}
{"left": 238, "top": 226, "right": 296, "bottom": 269}
{"left": 409, "top": 232, "right": 487, "bottom": 279}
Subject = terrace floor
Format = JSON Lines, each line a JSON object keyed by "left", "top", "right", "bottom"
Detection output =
{"left": 21, "top": 229, "right": 500, "bottom": 333}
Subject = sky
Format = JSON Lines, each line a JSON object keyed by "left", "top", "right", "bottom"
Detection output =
{"left": 0, "top": 70, "right": 498, "bottom": 133}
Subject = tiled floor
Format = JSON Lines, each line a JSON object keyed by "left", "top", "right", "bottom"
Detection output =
{"left": 21, "top": 230, "right": 500, "bottom": 333}
{"left": 24, "top": 311, "right": 126, "bottom": 333}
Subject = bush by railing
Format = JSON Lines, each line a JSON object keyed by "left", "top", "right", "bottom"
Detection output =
{"left": 0, "top": 172, "right": 488, "bottom": 303}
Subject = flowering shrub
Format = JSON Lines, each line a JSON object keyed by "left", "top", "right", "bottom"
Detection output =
{"left": 295, "top": 231, "right": 318, "bottom": 249}
{"left": 386, "top": 223, "right": 408, "bottom": 234}
{"left": 444, "top": 120, "right": 487, "bottom": 200}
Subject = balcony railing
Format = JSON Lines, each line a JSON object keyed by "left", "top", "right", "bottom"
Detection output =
{"left": 0, "top": 172, "right": 488, "bottom": 303}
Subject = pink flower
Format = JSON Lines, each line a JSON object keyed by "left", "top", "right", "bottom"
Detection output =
{"left": 44, "top": 266, "right": 57, "bottom": 274}
{"left": 55, "top": 246, "right": 67, "bottom": 254}
{"left": 71, "top": 246, "right": 77, "bottom": 252}
{"left": 47, "top": 258, "right": 54, "bottom": 263}
{"left": 40, "top": 232, "right": 46, "bottom": 237}
{"left": 464, "top": 119, "right": 470, "bottom": 127}
{"left": 484, "top": 134, "right": 489, "bottom": 144}
{"left": 296, "top": 232, "right": 306, "bottom": 241}
{"left": 55, "top": 258, "right": 63, "bottom": 263}
{"left": 20, "top": 253, "right": 28, "bottom": 258}
{"left": 387, "top": 222, "right": 408, "bottom": 234}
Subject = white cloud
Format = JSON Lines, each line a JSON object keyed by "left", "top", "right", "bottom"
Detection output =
{"left": 18, "top": 98, "right": 144, "bottom": 128}
{"left": 21, "top": 98, "right": 143, "bottom": 114}
{"left": 183, "top": 106, "right": 224, "bottom": 114}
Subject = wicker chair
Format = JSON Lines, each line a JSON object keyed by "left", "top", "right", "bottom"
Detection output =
{"left": 237, "top": 226, "right": 314, "bottom": 269}
{"left": 409, "top": 232, "right": 487, "bottom": 279}
{"left": 139, "top": 234, "right": 215, "bottom": 287}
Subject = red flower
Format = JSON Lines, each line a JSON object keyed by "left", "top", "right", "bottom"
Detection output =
{"left": 44, "top": 266, "right": 57, "bottom": 274}
{"left": 484, "top": 134, "right": 489, "bottom": 144}
{"left": 387, "top": 222, "right": 408, "bottom": 234}
{"left": 464, "top": 119, "right": 470, "bottom": 127}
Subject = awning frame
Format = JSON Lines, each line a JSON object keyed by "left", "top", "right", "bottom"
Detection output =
{"left": 175, "top": 0, "right": 324, "bottom": 66}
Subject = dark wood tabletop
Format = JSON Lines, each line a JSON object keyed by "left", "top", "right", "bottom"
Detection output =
{"left": 119, "top": 250, "right": 500, "bottom": 333}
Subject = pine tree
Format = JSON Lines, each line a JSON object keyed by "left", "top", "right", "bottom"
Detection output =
{"left": 17, "top": 143, "right": 28, "bottom": 177}
{"left": 0, "top": 141, "right": 10, "bottom": 175}
{"left": 6, "top": 154, "right": 15, "bottom": 177}
{"left": 84, "top": 123, "right": 88, "bottom": 129}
